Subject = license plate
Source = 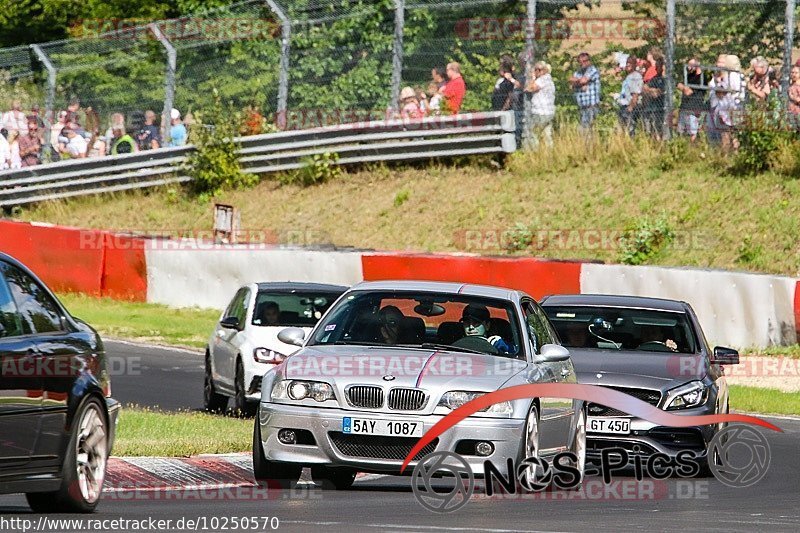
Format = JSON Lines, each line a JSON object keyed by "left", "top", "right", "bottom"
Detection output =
{"left": 342, "top": 417, "right": 423, "bottom": 437}
{"left": 587, "top": 417, "right": 631, "bottom": 435}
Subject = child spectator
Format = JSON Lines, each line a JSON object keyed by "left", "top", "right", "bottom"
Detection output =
{"left": 7, "top": 130, "right": 21, "bottom": 169}
{"left": 105, "top": 113, "right": 126, "bottom": 154}
{"left": 426, "top": 82, "right": 443, "bottom": 115}
{"left": 399, "top": 86, "right": 424, "bottom": 119}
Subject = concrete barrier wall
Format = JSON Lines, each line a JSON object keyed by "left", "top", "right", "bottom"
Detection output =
{"left": 580, "top": 263, "right": 798, "bottom": 348}
{"left": 144, "top": 244, "right": 365, "bottom": 309}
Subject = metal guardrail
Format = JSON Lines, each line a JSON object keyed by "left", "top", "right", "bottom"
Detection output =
{"left": 0, "top": 111, "right": 516, "bottom": 208}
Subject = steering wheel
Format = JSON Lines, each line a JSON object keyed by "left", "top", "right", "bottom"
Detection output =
{"left": 452, "top": 335, "right": 499, "bottom": 355}
{"left": 636, "top": 341, "right": 674, "bottom": 353}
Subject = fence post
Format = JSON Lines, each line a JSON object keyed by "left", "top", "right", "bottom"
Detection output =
{"left": 523, "top": 0, "right": 537, "bottom": 146}
{"left": 30, "top": 44, "right": 56, "bottom": 160}
{"left": 390, "top": 0, "right": 405, "bottom": 113}
{"left": 663, "top": 0, "right": 676, "bottom": 140}
{"left": 782, "top": 0, "right": 796, "bottom": 94}
{"left": 265, "top": 1, "right": 291, "bottom": 128}
{"left": 149, "top": 23, "right": 176, "bottom": 145}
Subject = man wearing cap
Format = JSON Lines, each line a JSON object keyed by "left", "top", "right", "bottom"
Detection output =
{"left": 459, "top": 304, "right": 513, "bottom": 354}
{"left": 168, "top": 108, "right": 187, "bottom": 147}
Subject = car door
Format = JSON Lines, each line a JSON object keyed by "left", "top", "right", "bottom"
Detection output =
{"left": 215, "top": 287, "right": 250, "bottom": 390}
{"left": 1, "top": 261, "right": 83, "bottom": 469}
{"left": 0, "top": 263, "right": 41, "bottom": 470}
{"left": 523, "top": 300, "right": 573, "bottom": 454}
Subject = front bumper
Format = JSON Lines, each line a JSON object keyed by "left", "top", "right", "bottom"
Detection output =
{"left": 586, "top": 406, "right": 717, "bottom": 462}
{"left": 258, "top": 402, "right": 524, "bottom": 475}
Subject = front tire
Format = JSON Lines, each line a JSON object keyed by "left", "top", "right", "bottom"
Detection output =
{"left": 234, "top": 359, "right": 257, "bottom": 417}
{"left": 517, "top": 402, "right": 542, "bottom": 489}
{"left": 204, "top": 352, "right": 228, "bottom": 413}
{"left": 568, "top": 405, "right": 587, "bottom": 489}
{"left": 26, "top": 397, "right": 108, "bottom": 513}
{"left": 311, "top": 465, "right": 357, "bottom": 490}
{"left": 252, "top": 417, "right": 301, "bottom": 489}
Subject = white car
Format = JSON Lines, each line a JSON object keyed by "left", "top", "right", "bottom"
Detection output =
{"left": 205, "top": 282, "right": 348, "bottom": 415}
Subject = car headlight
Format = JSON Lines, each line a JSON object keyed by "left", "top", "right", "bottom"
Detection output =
{"left": 665, "top": 381, "right": 708, "bottom": 410}
{"left": 271, "top": 380, "right": 336, "bottom": 402}
{"left": 254, "top": 347, "right": 288, "bottom": 364}
{"left": 438, "top": 391, "right": 512, "bottom": 415}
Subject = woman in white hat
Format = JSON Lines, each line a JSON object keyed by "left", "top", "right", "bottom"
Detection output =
{"left": 168, "top": 108, "right": 187, "bottom": 146}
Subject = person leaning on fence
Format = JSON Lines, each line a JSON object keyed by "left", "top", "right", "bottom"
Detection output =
{"left": 676, "top": 58, "right": 707, "bottom": 142}
{"left": 641, "top": 57, "right": 666, "bottom": 138}
{"left": 614, "top": 55, "right": 643, "bottom": 136}
{"left": 523, "top": 61, "right": 555, "bottom": 150}
{"left": 569, "top": 52, "right": 601, "bottom": 131}
{"left": 747, "top": 56, "right": 771, "bottom": 103}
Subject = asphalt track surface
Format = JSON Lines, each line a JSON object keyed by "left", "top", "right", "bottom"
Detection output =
{"left": 1, "top": 342, "right": 798, "bottom": 532}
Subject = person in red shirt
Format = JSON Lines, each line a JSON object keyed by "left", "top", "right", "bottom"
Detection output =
{"left": 440, "top": 62, "right": 466, "bottom": 114}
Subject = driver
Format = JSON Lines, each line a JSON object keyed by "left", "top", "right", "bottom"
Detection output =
{"left": 563, "top": 322, "right": 590, "bottom": 348}
{"left": 460, "top": 304, "right": 513, "bottom": 354}
{"left": 378, "top": 305, "right": 403, "bottom": 344}
{"left": 261, "top": 302, "right": 280, "bottom": 326}
{"left": 639, "top": 324, "right": 678, "bottom": 352}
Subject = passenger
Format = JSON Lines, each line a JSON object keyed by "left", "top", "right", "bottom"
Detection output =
{"left": 563, "top": 323, "right": 590, "bottom": 348}
{"left": 460, "top": 304, "right": 512, "bottom": 353}
{"left": 261, "top": 302, "right": 280, "bottom": 326}
{"left": 378, "top": 305, "right": 403, "bottom": 345}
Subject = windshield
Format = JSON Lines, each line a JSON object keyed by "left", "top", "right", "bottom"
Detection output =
{"left": 543, "top": 306, "right": 698, "bottom": 354}
{"left": 252, "top": 291, "right": 343, "bottom": 327}
{"left": 309, "top": 291, "right": 524, "bottom": 359}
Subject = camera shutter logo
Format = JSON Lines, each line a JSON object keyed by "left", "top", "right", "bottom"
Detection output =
{"left": 708, "top": 425, "right": 770, "bottom": 488}
{"left": 411, "top": 451, "right": 474, "bottom": 513}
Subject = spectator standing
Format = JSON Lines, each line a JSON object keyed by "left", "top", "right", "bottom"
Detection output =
{"left": 3, "top": 101, "right": 28, "bottom": 135}
{"left": 614, "top": 55, "right": 643, "bottom": 136}
{"left": 425, "top": 82, "right": 442, "bottom": 115}
{"left": 524, "top": 61, "right": 555, "bottom": 149}
{"left": 746, "top": 56, "right": 771, "bottom": 103}
{"left": 641, "top": 57, "right": 666, "bottom": 137}
{"left": 66, "top": 98, "right": 87, "bottom": 130}
{"left": 136, "top": 110, "right": 162, "bottom": 150}
{"left": 17, "top": 120, "right": 41, "bottom": 167}
{"left": 788, "top": 66, "right": 800, "bottom": 130}
{"left": 431, "top": 66, "right": 447, "bottom": 90}
{"left": 676, "top": 58, "right": 707, "bottom": 141}
{"left": 643, "top": 48, "right": 663, "bottom": 83}
{"left": 50, "top": 110, "right": 67, "bottom": 152}
{"left": 60, "top": 128, "right": 88, "bottom": 159}
{"left": 110, "top": 126, "right": 137, "bottom": 155}
{"left": 569, "top": 52, "right": 601, "bottom": 131}
{"left": 0, "top": 129, "right": 9, "bottom": 170}
{"left": 87, "top": 133, "right": 107, "bottom": 158}
{"left": 29, "top": 105, "right": 46, "bottom": 130}
{"left": 168, "top": 108, "right": 188, "bottom": 147}
{"left": 441, "top": 62, "right": 466, "bottom": 114}
{"left": 105, "top": 113, "right": 126, "bottom": 154}
{"left": 491, "top": 58, "right": 516, "bottom": 111}
{"left": 399, "top": 86, "right": 424, "bottom": 119}
{"left": 7, "top": 131, "right": 21, "bottom": 169}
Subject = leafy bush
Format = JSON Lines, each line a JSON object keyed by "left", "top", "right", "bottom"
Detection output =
{"left": 281, "top": 152, "right": 342, "bottom": 187}
{"left": 733, "top": 98, "right": 794, "bottom": 174}
{"left": 185, "top": 89, "right": 255, "bottom": 196}
{"left": 619, "top": 217, "right": 675, "bottom": 265}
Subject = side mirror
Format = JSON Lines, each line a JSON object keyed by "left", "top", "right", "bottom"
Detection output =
{"left": 537, "top": 343, "right": 571, "bottom": 363}
{"left": 220, "top": 316, "right": 241, "bottom": 330}
{"left": 712, "top": 346, "right": 739, "bottom": 365}
{"left": 278, "top": 327, "right": 306, "bottom": 347}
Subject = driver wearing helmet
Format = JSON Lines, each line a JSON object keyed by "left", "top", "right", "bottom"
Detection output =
{"left": 460, "top": 304, "right": 513, "bottom": 354}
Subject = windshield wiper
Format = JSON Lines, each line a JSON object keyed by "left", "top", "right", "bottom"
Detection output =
{"left": 418, "top": 342, "right": 486, "bottom": 355}
{"left": 332, "top": 340, "right": 386, "bottom": 347}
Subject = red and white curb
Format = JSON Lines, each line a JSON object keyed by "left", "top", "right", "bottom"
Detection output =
{"left": 104, "top": 453, "right": 383, "bottom": 495}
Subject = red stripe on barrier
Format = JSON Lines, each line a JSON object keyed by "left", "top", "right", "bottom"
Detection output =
{"left": 100, "top": 233, "right": 147, "bottom": 301}
{"left": 361, "top": 253, "right": 582, "bottom": 300}
{"left": 0, "top": 220, "right": 104, "bottom": 294}
{"left": 794, "top": 280, "right": 800, "bottom": 341}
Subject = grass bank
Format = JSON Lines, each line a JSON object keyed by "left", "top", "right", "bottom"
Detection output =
{"left": 58, "top": 293, "right": 218, "bottom": 350}
{"left": 15, "top": 133, "right": 800, "bottom": 276}
{"left": 729, "top": 386, "right": 800, "bottom": 417}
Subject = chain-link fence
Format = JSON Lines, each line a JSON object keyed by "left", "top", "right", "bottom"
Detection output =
{"left": 0, "top": 0, "right": 797, "bottom": 158}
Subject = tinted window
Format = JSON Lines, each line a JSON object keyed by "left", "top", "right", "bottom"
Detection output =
{"left": 252, "top": 291, "right": 341, "bottom": 327}
{"left": 0, "top": 269, "right": 23, "bottom": 337}
{"left": 543, "top": 305, "right": 698, "bottom": 354}
{"left": 0, "top": 263, "right": 63, "bottom": 334}
{"left": 523, "top": 302, "right": 552, "bottom": 354}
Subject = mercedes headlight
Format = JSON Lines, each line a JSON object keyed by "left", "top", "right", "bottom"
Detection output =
{"left": 438, "top": 391, "right": 512, "bottom": 415}
{"left": 665, "top": 381, "right": 708, "bottom": 410}
{"left": 271, "top": 380, "right": 336, "bottom": 402}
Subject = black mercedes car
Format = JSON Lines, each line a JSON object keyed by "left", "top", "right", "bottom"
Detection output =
{"left": 541, "top": 294, "right": 739, "bottom": 468}
{"left": 0, "top": 252, "right": 119, "bottom": 512}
